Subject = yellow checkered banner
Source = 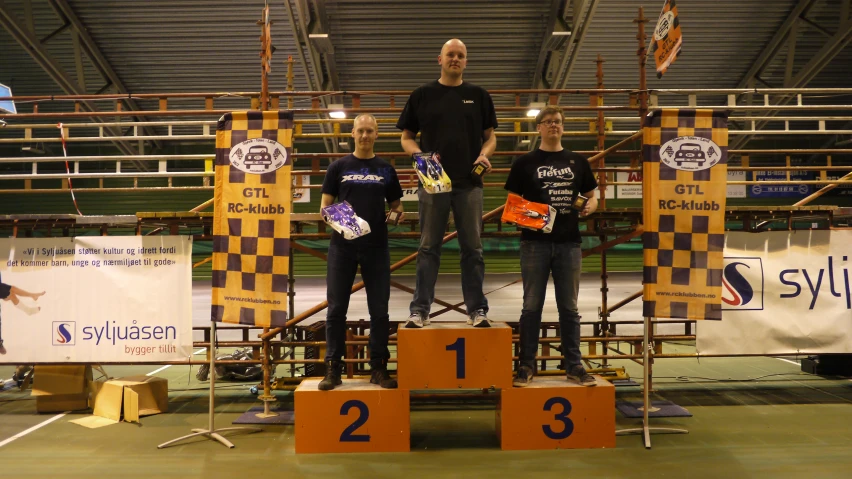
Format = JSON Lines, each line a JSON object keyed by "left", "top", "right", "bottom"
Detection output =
{"left": 212, "top": 111, "right": 293, "bottom": 328}
{"left": 642, "top": 109, "right": 728, "bottom": 320}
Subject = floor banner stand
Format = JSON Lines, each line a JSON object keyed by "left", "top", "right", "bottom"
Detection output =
{"left": 158, "top": 321, "right": 261, "bottom": 449}
{"left": 615, "top": 316, "right": 688, "bottom": 449}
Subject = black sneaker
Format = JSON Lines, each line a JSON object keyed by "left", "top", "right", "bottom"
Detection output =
{"left": 513, "top": 365, "right": 534, "bottom": 388}
{"left": 318, "top": 359, "right": 342, "bottom": 390}
{"left": 567, "top": 366, "right": 597, "bottom": 387}
{"left": 370, "top": 367, "right": 398, "bottom": 389}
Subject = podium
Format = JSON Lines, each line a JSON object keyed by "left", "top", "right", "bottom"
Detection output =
{"left": 294, "top": 378, "right": 410, "bottom": 454}
{"left": 497, "top": 376, "right": 615, "bottom": 450}
{"left": 397, "top": 323, "right": 513, "bottom": 390}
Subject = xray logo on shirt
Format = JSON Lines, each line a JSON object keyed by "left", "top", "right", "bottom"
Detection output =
{"left": 53, "top": 321, "right": 75, "bottom": 345}
{"left": 721, "top": 257, "right": 764, "bottom": 311}
{"left": 341, "top": 167, "right": 391, "bottom": 185}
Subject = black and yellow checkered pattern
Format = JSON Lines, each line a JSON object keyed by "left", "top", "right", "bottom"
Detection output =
{"left": 211, "top": 111, "right": 293, "bottom": 328}
{"left": 651, "top": 0, "right": 682, "bottom": 79}
{"left": 642, "top": 109, "right": 728, "bottom": 320}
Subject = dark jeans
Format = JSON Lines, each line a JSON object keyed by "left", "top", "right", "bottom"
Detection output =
{"left": 410, "top": 186, "right": 487, "bottom": 316}
{"left": 518, "top": 240, "right": 583, "bottom": 371}
{"left": 325, "top": 243, "right": 390, "bottom": 368}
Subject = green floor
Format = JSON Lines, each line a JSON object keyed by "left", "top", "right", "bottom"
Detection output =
{"left": 2, "top": 352, "right": 852, "bottom": 478}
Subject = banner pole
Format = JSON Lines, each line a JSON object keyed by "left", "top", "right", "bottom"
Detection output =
{"left": 157, "top": 321, "right": 261, "bottom": 449}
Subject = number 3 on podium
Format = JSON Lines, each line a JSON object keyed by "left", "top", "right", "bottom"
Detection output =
{"left": 339, "top": 399, "right": 370, "bottom": 442}
{"left": 542, "top": 396, "right": 574, "bottom": 440}
{"left": 445, "top": 337, "right": 466, "bottom": 379}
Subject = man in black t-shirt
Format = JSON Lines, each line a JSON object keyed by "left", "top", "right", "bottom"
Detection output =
{"left": 397, "top": 38, "right": 498, "bottom": 329}
{"left": 319, "top": 114, "right": 404, "bottom": 390}
{"left": 504, "top": 106, "right": 599, "bottom": 388}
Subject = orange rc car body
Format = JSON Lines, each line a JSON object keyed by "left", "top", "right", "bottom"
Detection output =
{"left": 501, "top": 193, "right": 557, "bottom": 233}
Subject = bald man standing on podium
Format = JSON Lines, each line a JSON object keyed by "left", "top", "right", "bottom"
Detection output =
{"left": 397, "top": 38, "right": 498, "bottom": 329}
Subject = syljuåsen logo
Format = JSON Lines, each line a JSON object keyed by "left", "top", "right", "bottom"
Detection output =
{"left": 53, "top": 321, "right": 75, "bottom": 346}
{"left": 721, "top": 258, "right": 764, "bottom": 311}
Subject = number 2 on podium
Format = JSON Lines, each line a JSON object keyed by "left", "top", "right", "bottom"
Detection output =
{"left": 339, "top": 399, "right": 370, "bottom": 442}
{"left": 445, "top": 337, "right": 466, "bottom": 379}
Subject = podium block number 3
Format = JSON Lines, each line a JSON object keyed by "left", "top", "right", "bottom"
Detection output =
{"left": 445, "top": 337, "right": 466, "bottom": 379}
{"left": 542, "top": 397, "right": 574, "bottom": 440}
{"left": 339, "top": 399, "right": 370, "bottom": 442}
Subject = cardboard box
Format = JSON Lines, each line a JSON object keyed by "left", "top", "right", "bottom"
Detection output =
{"left": 31, "top": 365, "right": 93, "bottom": 413}
{"left": 91, "top": 376, "right": 168, "bottom": 423}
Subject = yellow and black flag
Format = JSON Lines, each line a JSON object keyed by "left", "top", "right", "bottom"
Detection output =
{"left": 642, "top": 109, "right": 728, "bottom": 320}
{"left": 651, "top": 0, "right": 682, "bottom": 78}
{"left": 211, "top": 111, "right": 293, "bottom": 328}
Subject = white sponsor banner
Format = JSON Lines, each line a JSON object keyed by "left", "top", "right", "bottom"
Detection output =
{"left": 293, "top": 174, "right": 311, "bottom": 203}
{"left": 697, "top": 230, "right": 852, "bottom": 355}
{"left": 0, "top": 236, "right": 193, "bottom": 363}
{"left": 616, "top": 171, "right": 643, "bottom": 199}
{"left": 617, "top": 170, "right": 745, "bottom": 198}
{"left": 726, "top": 170, "right": 746, "bottom": 198}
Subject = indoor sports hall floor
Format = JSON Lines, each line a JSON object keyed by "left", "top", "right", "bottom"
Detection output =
{"left": 2, "top": 273, "right": 851, "bottom": 478}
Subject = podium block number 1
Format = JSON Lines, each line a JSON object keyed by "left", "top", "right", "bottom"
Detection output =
{"left": 339, "top": 399, "right": 370, "bottom": 443}
{"left": 542, "top": 396, "right": 574, "bottom": 440}
{"left": 445, "top": 337, "right": 466, "bottom": 379}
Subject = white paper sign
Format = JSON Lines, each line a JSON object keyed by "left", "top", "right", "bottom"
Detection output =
{"left": 0, "top": 236, "right": 193, "bottom": 363}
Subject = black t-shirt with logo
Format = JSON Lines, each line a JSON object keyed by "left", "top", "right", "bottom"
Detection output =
{"left": 504, "top": 149, "right": 598, "bottom": 244}
{"left": 322, "top": 155, "right": 403, "bottom": 248}
{"left": 396, "top": 80, "right": 498, "bottom": 189}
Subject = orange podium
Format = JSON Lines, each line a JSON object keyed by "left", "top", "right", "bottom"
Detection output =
{"left": 397, "top": 322, "right": 513, "bottom": 390}
{"left": 497, "top": 376, "right": 615, "bottom": 450}
{"left": 295, "top": 378, "right": 410, "bottom": 454}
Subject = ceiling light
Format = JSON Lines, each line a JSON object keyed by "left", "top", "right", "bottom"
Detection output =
{"left": 527, "top": 102, "right": 545, "bottom": 118}
{"left": 329, "top": 103, "right": 346, "bottom": 119}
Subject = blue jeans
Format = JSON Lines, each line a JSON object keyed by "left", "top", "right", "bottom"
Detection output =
{"left": 325, "top": 243, "right": 391, "bottom": 368}
{"left": 410, "top": 186, "right": 487, "bottom": 316}
{"left": 518, "top": 240, "right": 583, "bottom": 371}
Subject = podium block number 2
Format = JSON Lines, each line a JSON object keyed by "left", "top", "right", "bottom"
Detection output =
{"left": 542, "top": 396, "right": 574, "bottom": 440}
{"left": 445, "top": 337, "right": 466, "bottom": 379}
{"left": 339, "top": 399, "right": 370, "bottom": 443}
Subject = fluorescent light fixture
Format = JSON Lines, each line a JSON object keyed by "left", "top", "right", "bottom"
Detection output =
{"left": 329, "top": 103, "right": 346, "bottom": 119}
{"left": 519, "top": 139, "right": 531, "bottom": 145}
{"left": 527, "top": 102, "right": 545, "bottom": 118}
{"left": 22, "top": 145, "right": 45, "bottom": 154}
{"left": 309, "top": 33, "right": 334, "bottom": 54}
{"left": 338, "top": 140, "right": 350, "bottom": 149}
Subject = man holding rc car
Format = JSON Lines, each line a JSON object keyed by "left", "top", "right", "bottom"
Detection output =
{"left": 504, "top": 106, "right": 599, "bottom": 388}
{"left": 319, "top": 113, "right": 404, "bottom": 390}
{"left": 397, "top": 38, "right": 498, "bottom": 329}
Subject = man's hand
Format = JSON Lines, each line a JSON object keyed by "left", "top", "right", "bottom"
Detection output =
{"left": 580, "top": 196, "right": 598, "bottom": 217}
{"left": 473, "top": 155, "right": 492, "bottom": 174}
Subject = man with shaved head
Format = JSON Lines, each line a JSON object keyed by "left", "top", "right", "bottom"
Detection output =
{"left": 319, "top": 113, "right": 404, "bottom": 390}
{"left": 397, "top": 38, "right": 498, "bottom": 329}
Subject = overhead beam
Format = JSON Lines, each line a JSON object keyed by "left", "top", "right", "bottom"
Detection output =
{"left": 47, "top": 0, "right": 162, "bottom": 153}
{"left": 736, "top": 0, "right": 819, "bottom": 88}
{"left": 285, "top": 0, "right": 334, "bottom": 153}
{"left": 0, "top": 0, "right": 142, "bottom": 161}
{"left": 731, "top": 17, "right": 852, "bottom": 151}
{"left": 552, "top": 0, "right": 599, "bottom": 91}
